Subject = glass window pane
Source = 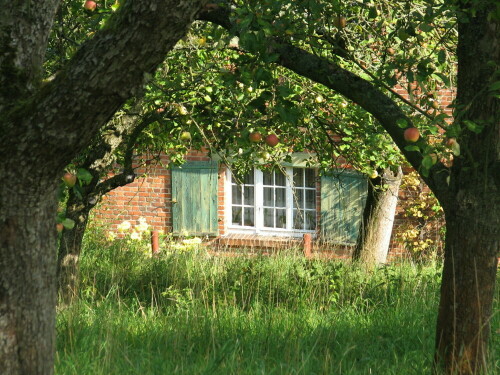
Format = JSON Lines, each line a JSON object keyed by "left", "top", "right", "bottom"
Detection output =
{"left": 264, "top": 208, "right": 274, "bottom": 227}
{"left": 244, "top": 186, "right": 254, "bottom": 205}
{"left": 293, "top": 169, "right": 304, "bottom": 187}
{"left": 263, "top": 171, "right": 273, "bottom": 186}
{"left": 276, "top": 209, "right": 286, "bottom": 228}
{"left": 244, "top": 208, "right": 255, "bottom": 227}
{"left": 275, "top": 188, "right": 286, "bottom": 207}
{"left": 243, "top": 172, "right": 254, "bottom": 185}
{"left": 305, "top": 169, "right": 315, "bottom": 187}
{"left": 305, "top": 210, "right": 316, "bottom": 230}
{"left": 275, "top": 171, "right": 286, "bottom": 186}
{"left": 232, "top": 207, "right": 242, "bottom": 225}
{"left": 263, "top": 187, "right": 273, "bottom": 207}
{"left": 293, "top": 209, "right": 304, "bottom": 230}
{"left": 305, "top": 190, "right": 316, "bottom": 209}
{"left": 232, "top": 185, "right": 242, "bottom": 205}
{"left": 292, "top": 189, "right": 304, "bottom": 209}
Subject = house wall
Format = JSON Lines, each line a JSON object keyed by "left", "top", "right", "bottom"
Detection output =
{"left": 94, "top": 152, "right": 441, "bottom": 260}
{"left": 94, "top": 88, "right": 453, "bottom": 259}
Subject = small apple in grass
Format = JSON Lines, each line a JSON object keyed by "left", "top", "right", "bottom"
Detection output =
{"left": 265, "top": 134, "right": 279, "bottom": 147}
{"left": 62, "top": 172, "right": 77, "bottom": 187}
{"left": 56, "top": 223, "right": 64, "bottom": 233}
{"left": 403, "top": 127, "right": 420, "bottom": 143}
{"left": 84, "top": 0, "right": 97, "bottom": 11}
{"left": 248, "top": 132, "right": 262, "bottom": 143}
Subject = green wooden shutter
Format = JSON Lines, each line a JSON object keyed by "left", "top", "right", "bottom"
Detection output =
{"left": 320, "top": 172, "right": 368, "bottom": 244}
{"left": 171, "top": 161, "right": 219, "bottom": 236}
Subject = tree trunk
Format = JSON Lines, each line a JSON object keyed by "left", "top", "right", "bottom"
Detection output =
{"left": 353, "top": 166, "right": 403, "bottom": 266}
{"left": 432, "top": 4, "right": 500, "bottom": 374}
{"left": 435, "top": 204, "right": 499, "bottom": 374}
{"left": 57, "top": 193, "right": 91, "bottom": 305}
{"left": 0, "top": 179, "right": 59, "bottom": 375}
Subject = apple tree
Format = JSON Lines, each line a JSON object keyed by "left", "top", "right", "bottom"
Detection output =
{"left": 199, "top": 0, "right": 499, "bottom": 374}
{"left": 0, "top": 1, "right": 210, "bottom": 374}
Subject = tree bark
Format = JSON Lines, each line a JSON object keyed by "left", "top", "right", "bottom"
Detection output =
{"left": 435, "top": 205, "right": 499, "bottom": 374}
{"left": 353, "top": 167, "right": 403, "bottom": 266}
{"left": 0, "top": 180, "right": 59, "bottom": 375}
{"left": 433, "top": 4, "right": 500, "bottom": 373}
{"left": 57, "top": 192, "right": 92, "bottom": 305}
{"left": 0, "top": 1, "right": 207, "bottom": 374}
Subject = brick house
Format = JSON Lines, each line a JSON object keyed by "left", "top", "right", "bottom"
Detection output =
{"left": 94, "top": 88, "right": 454, "bottom": 259}
{"left": 94, "top": 150, "right": 408, "bottom": 258}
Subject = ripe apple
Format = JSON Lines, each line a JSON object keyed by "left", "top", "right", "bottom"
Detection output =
{"left": 84, "top": 0, "right": 97, "bottom": 11}
{"left": 62, "top": 172, "right": 77, "bottom": 187}
{"left": 333, "top": 16, "right": 347, "bottom": 29}
{"left": 248, "top": 132, "right": 262, "bottom": 143}
{"left": 386, "top": 47, "right": 395, "bottom": 56}
{"left": 403, "top": 127, "right": 420, "bottom": 143}
{"left": 56, "top": 223, "right": 64, "bottom": 233}
{"left": 180, "top": 131, "right": 191, "bottom": 142}
{"left": 445, "top": 137, "right": 456, "bottom": 147}
{"left": 265, "top": 134, "right": 279, "bottom": 147}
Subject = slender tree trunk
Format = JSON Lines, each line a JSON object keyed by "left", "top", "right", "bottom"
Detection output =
{"left": 0, "top": 179, "right": 59, "bottom": 375}
{"left": 353, "top": 166, "right": 403, "bottom": 266}
{"left": 57, "top": 193, "right": 91, "bottom": 304}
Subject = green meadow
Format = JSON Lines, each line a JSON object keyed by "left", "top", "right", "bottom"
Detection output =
{"left": 56, "top": 233, "right": 499, "bottom": 375}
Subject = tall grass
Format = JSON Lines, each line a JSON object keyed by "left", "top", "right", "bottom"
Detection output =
{"left": 55, "top": 229, "right": 499, "bottom": 374}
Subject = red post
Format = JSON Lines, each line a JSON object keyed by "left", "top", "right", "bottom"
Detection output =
{"left": 151, "top": 230, "right": 159, "bottom": 255}
{"left": 303, "top": 233, "right": 312, "bottom": 258}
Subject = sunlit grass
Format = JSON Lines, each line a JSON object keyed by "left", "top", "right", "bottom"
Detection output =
{"left": 55, "top": 234, "right": 499, "bottom": 374}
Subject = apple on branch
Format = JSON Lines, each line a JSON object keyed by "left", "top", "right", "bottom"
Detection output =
{"left": 265, "top": 134, "right": 279, "bottom": 147}
{"left": 62, "top": 172, "right": 77, "bottom": 187}
{"left": 248, "top": 132, "right": 262, "bottom": 143}
{"left": 84, "top": 0, "right": 97, "bottom": 11}
{"left": 403, "top": 127, "right": 420, "bottom": 143}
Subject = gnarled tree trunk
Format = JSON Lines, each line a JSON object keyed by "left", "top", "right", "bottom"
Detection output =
{"left": 353, "top": 166, "right": 403, "bottom": 266}
{"left": 0, "top": 178, "right": 59, "bottom": 375}
{"left": 0, "top": 1, "right": 207, "bottom": 373}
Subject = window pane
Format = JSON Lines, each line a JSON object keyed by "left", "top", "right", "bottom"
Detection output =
{"left": 293, "top": 189, "right": 304, "bottom": 209}
{"left": 244, "top": 208, "right": 254, "bottom": 227}
{"left": 305, "top": 169, "right": 315, "bottom": 187}
{"left": 243, "top": 172, "right": 254, "bottom": 185}
{"left": 275, "top": 171, "right": 286, "bottom": 186}
{"left": 293, "top": 209, "right": 304, "bottom": 230}
{"left": 264, "top": 208, "right": 274, "bottom": 227}
{"left": 232, "top": 207, "right": 242, "bottom": 225}
{"left": 305, "top": 190, "right": 315, "bottom": 209}
{"left": 244, "top": 186, "right": 254, "bottom": 205}
{"left": 275, "top": 188, "right": 286, "bottom": 207}
{"left": 263, "top": 171, "right": 273, "bottom": 185}
{"left": 263, "top": 187, "right": 273, "bottom": 207}
{"left": 276, "top": 209, "right": 286, "bottom": 228}
{"left": 232, "top": 185, "right": 242, "bottom": 205}
{"left": 293, "top": 169, "right": 304, "bottom": 187}
{"left": 305, "top": 210, "right": 316, "bottom": 230}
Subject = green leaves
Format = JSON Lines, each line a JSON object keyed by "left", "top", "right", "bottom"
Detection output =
{"left": 77, "top": 168, "right": 93, "bottom": 184}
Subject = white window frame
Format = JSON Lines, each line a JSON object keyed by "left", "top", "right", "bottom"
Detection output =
{"left": 225, "top": 166, "right": 317, "bottom": 237}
